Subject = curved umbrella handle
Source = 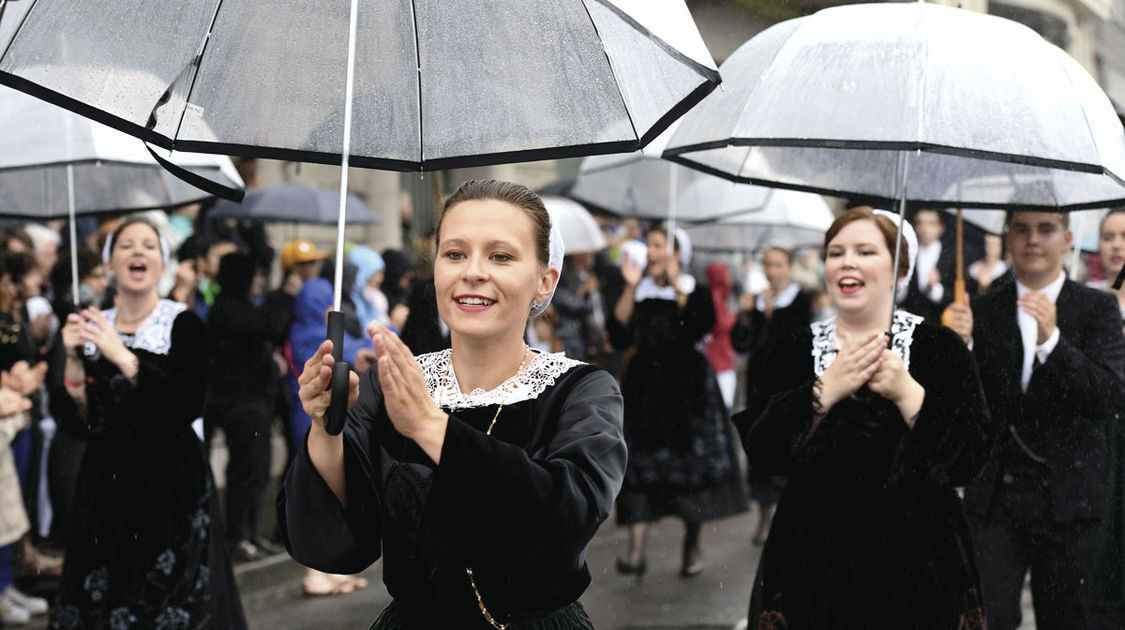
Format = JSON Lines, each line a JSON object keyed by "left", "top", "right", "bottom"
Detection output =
{"left": 325, "top": 310, "right": 351, "bottom": 436}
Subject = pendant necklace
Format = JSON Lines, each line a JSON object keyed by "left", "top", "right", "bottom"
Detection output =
{"left": 436, "top": 345, "right": 532, "bottom": 630}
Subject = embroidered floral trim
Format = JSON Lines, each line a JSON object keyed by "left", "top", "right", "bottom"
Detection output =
{"left": 418, "top": 349, "right": 584, "bottom": 408}
{"left": 83, "top": 299, "right": 187, "bottom": 358}
{"left": 810, "top": 311, "right": 923, "bottom": 377}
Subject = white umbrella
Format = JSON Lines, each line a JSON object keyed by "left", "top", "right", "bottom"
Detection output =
{"left": 684, "top": 188, "right": 834, "bottom": 253}
{"left": 0, "top": 85, "right": 243, "bottom": 304}
{"left": 542, "top": 196, "right": 607, "bottom": 255}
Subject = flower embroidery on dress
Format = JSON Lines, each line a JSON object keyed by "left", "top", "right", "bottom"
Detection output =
{"left": 418, "top": 349, "right": 584, "bottom": 408}
{"left": 810, "top": 311, "right": 923, "bottom": 377}
{"left": 83, "top": 567, "right": 108, "bottom": 602}
{"left": 154, "top": 606, "right": 190, "bottom": 630}
{"left": 109, "top": 606, "right": 137, "bottom": 630}
{"left": 52, "top": 604, "right": 80, "bottom": 628}
{"left": 84, "top": 299, "right": 187, "bottom": 358}
{"left": 155, "top": 549, "right": 176, "bottom": 576}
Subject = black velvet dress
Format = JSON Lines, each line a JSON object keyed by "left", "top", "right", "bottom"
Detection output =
{"left": 610, "top": 279, "right": 747, "bottom": 524}
{"left": 278, "top": 350, "right": 626, "bottom": 629}
{"left": 47, "top": 300, "right": 246, "bottom": 630}
{"left": 732, "top": 313, "right": 992, "bottom": 629}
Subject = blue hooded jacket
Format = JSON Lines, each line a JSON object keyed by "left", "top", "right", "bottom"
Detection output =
{"left": 288, "top": 278, "right": 370, "bottom": 440}
{"left": 348, "top": 246, "right": 386, "bottom": 333}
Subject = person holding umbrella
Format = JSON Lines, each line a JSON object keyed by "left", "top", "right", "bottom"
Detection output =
{"left": 947, "top": 209, "right": 1125, "bottom": 629}
{"left": 734, "top": 207, "right": 992, "bottom": 629}
{"left": 280, "top": 179, "right": 626, "bottom": 629}
{"left": 49, "top": 217, "right": 246, "bottom": 629}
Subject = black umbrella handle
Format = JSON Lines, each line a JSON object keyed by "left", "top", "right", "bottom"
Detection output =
{"left": 325, "top": 310, "right": 350, "bottom": 436}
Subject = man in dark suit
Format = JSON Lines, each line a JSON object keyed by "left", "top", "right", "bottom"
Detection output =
{"left": 948, "top": 210, "right": 1125, "bottom": 629}
{"left": 903, "top": 208, "right": 977, "bottom": 322}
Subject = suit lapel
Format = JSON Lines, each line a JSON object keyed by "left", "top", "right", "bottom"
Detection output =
{"left": 995, "top": 282, "right": 1024, "bottom": 401}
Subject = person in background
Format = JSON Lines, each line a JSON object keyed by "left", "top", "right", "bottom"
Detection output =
{"left": 23, "top": 225, "right": 60, "bottom": 303}
{"left": 49, "top": 217, "right": 246, "bottom": 629}
{"left": 704, "top": 262, "right": 737, "bottom": 412}
{"left": 206, "top": 253, "right": 278, "bottom": 563}
{"left": 947, "top": 210, "right": 1125, "bottom": 630}
{"left": 349, "top": 246, "right": 390, "bottom": 333}
{"left": 1086, "top": 207, "right": 1125, "bottom": 629}
{"left": 0, "top": 355, "right": 47, "bottom": 626}
{"left": 171, "top": 232, "right": 243, "bottom": 322}
{"left": 552, "top": 251, "right": 602, "bottom": 361}
{"left": 902, "top": 208, "right": 976, "bottom": 323}
{"left": 731, "top": 246, "right": 812, "bottom": 546}
{"left": 611, "top": 226, "right": 747, "bottom": 579}
{"left": 968, "top": 233, "right": 1009, "bottom": 296}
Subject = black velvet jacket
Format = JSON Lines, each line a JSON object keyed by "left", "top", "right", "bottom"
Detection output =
{"left": 733, "top": 318, "right": 992, "bottom": 629}
{"left": 278, "top": 354, "right": 625, "bottom": 627}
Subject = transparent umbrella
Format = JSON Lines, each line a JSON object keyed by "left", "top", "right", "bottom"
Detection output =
{"left": 542, "top": 196, "right": 607, "bottom": 255}
{"left": 0, "top": 85, "right": 243, "bottom": 304}
{"left": 683, "top": 188, "right": 834, "bottom": 253}
{"left": 664, "top": 2, "right": 1125, "bottom": 324}
{"left": 664, "top": 2, "right": 1125, "bottom": 212}
{"left": 1, "top": 0, "right": 719, "bottom": 433}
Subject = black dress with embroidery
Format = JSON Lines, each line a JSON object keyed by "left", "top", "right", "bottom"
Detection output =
{"left": 47, "top": 302, "right": 246, "bottom": 630}
{"left": 732, "top": 314, "right": 992, "bottom": 629}
{"left": 609, "top": 283, "right": 748, "bottom": 524}
{"left": 278, "top": 350, "right": 626, "bottom": 629}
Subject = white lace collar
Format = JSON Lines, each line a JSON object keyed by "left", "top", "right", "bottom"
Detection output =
{"left": 418, "top": 348, "right": 585, "bottom": 408}
{"left": 810, "top": 310, "right": 924, "bottom": 377}
{"left": 83, "top": 299, "right": 187, "bottom": 358}
{"left": 757, "top": 283, "right": 800, "bottom": 311}
{"left": 634, "top": 274, "right": 697, "bottom": 302}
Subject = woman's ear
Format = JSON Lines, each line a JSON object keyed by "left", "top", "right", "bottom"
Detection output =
{"left": 536, "top": 266, "right": 560, "bottom": 304}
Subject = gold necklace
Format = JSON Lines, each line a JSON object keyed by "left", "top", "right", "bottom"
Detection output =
{"left": 435, "top": 345, "right": 531, "bottom": 630}
{"left": 437, "top": 345, "right": 531, "bottom": 435}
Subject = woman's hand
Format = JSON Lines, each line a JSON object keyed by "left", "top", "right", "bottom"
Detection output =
{"left": 818, "top": 332, "right": 885, "bottom": 413}
{"left": 61, "top": 313, "right": 86, "bottom": 357}
{"left": 0, "top": 386, "right": 31, "bottom": 418}
{"left": 297, "top": 340, "right": 361, "bottom": 430}
{"left": 868, "top": 349, "right": 925, "bottom": 426}
{"left": 1, "top": 361, "right": 46, "bottom": 396}
{"left": 620, "top": 254, "right": 643, "bottom": 288}
{"left": 78, "top": 308, "right": 136, "bottom": 377}
{"left": 368, "top": 321, "right": 448, "bottom": 464}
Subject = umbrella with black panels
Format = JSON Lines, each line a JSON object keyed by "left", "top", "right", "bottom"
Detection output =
{"left": 0, "top": 0, "right": 720, "bottom": 432}
{"left": 664, "top": 2, "right": 1125, "bottom": 325}
{"left": 0, "top": 84, "right": 243, "bottom": 305}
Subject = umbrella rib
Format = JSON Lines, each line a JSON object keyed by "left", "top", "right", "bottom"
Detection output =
{"left": 409, "top": 0, "right": 424, "bottom": 168}
{"left": 168, "top": 0, "right": 228, "bottom": 147}
{"left": 1049, "top": 47, "right": 1114, "bottom": 186}
{"left": 0, "top": 0, "right": 31, "bottom": 62}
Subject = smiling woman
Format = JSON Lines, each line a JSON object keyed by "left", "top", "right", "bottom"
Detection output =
{"left": 279, "top": 180, "right": 626, "bottom": 629}
{"left": 49, "top": 218, "right": 246, "bottom": 629}
{"left": 731, "top": 206, "right": 993, "bottom": 629}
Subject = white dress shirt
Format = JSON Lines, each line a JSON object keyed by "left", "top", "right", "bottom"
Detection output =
{"left": 1016, "top": 272, "right": 1064, "bottom": 392}
{"left": 915, "top": 240, "right": 944, "bottom": 303}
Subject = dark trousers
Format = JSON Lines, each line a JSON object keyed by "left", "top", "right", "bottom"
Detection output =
{"left": 206, "top": 393, "right": 274, "bottom": 545}
{"left": 969, "top": 478, "right": 1103, "bottom": 630}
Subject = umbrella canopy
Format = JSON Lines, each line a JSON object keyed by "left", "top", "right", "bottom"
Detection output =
{"left": 684, "top": 188, "right": 834, "bottom": 253}
{"left": 0, "top": 86, "right": 243, "bottom": 218}
{"left": 663, "top": 2, "right": 1125, "bottom": 211}
{"left": 0, "top": 0, "right": 718, "bottom": 171}
{"left": 570, "top": 122, "right": 707, "bottom": 219}
{"left": 208, "top": 184, "right": 378, "bottom": 225}
{"left": 542, "top": 196, "right": 607, "bottom": 255}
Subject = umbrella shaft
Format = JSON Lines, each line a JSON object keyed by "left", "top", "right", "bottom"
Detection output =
{"left": 333, "top": 0, "right": 362, "bottom": 312}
